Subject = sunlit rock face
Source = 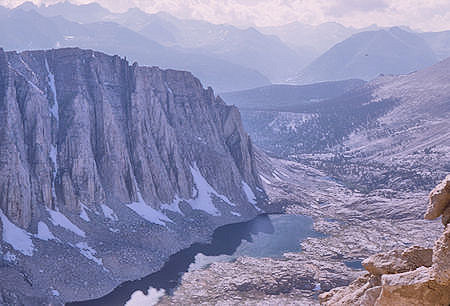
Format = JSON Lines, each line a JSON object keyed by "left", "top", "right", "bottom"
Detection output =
{"left": 320, "top": 175, "right": 450, "bottom": 306}
{"left": 0, "top": 47, "right": 265, "bottom": 304}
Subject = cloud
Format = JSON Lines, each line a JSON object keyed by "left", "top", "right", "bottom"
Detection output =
{"left": 1, "top": 0, "right": 450, "bottom": 31}
{"left": 325, "top": 0, "right": 390, "bottom": 17}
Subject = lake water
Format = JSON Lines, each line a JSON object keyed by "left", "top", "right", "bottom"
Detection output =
{"left": 68, "top": 214, "right": 322, "bottom": 306}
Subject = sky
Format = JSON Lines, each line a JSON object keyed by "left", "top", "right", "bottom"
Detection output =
{"left": 1, "top": 0, "right": 450, "bottom": 31}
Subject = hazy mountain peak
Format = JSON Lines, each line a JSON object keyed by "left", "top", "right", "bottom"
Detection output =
{"left": 14, "top": 1, "right": 37, "bottom": 11}
{"left": 293, "top": 27, "right": 437, "bottom": 84}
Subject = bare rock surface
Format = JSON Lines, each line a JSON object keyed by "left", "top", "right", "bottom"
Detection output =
{"left": 320, "top": 175, "right": 450, "bottom": 306}
{"left": 425, "top": 174, "right": 450, "bottom": 222}
{"left": 0, "top": 47, "right": 265, "bottom": 304}
{"left": 157, "top": 156, "right": 441, "bottom": 305}
{"left": 160, "top": 253, "right": 360, "bottom": 305}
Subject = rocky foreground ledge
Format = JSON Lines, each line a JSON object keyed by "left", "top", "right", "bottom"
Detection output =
{"left": 320, "top": 175, "right": 450, "bottom": 306}
{"left": 158, "top": 159, "right": 445, "bottom": 305}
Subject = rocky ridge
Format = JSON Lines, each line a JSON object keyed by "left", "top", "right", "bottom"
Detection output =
{"left": 0, "top": 47, "right": 265, "bottom": 304}
{"left": 233, "top": 57, "right": 450, "bottom": 193}
{"left": 320, "top": 175, "right": 450, "bottom": 305}
{"left": 157, "top": 155, "right": 441, "bottom": 305}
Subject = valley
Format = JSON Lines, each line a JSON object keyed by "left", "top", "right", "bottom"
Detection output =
{"left": 0, "top": 2, "right": 449, "bottom": 305}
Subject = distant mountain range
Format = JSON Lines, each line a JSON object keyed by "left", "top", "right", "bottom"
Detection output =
{"left": 419, "top": 30, "right": 450, "bottom": 60}
{"left": 3, "top": 1, "right": 450, "bottom": 89}
{"left": 0, "top": 4, "right": 273, "bottom": 92}
{"left": 236, "top": 58, "right": 450, "bottom": 191}
{"left": 258, "top": 22, "right": 369, "bottom": 61}
{"left": 221, "top": 79, "right": 365, "bottom": 112}
{"left": 11, "top": 1, "right": 306, "bottom": 84}
{"left": 292, "top": 27, "right": 439, "bottom": 84}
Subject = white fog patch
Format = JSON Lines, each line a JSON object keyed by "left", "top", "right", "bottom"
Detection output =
{"left": 36, "top": 221, "right": 58, "bottom": 241}
{"left": 51, "top": 289, "right": 60, "bottom": 297}
{"left": 125, "top": 287, "right": 165, "bottom": 306}
{"left": 79, "top": 204, "right": 90, "bottom": 222}
{"left": 101, "top": 204, "right": 118, "bottom": 221}
{"left": 47, "top": 209, "right": 86, "bottom": 237}
{"left": 188, "top": 164, "right": 236, "bottom": 216}
{"left": 0, "top": 211, "right": 35, "bottom": 256}
{"left": 127, "top": 191, "right": 172, "bottom": 226}
{"left": 75, "top": 242, "right": 103, "bottom": 266}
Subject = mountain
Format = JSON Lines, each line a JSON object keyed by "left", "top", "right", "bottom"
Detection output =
{"left": 221, "top": 79, "right": 365, "bottom": 112}
{"left": 0, "top": 7, "right": 270, "bottom": 92}
{"left": 0, "top": 47, "right": 265, "bottom": 304}
{"left": 292, "top": 27, "right": 438, "bottom": 84}
{"left": 420, "top": 30, "right": 450, "bottom": 60}
{"left": 17, "top": 0, "right": 110, "bottom": 23}
{"left": 18, "top": 2, "right": 304, "bottom": 83}
{"left": 237, "top": 57, "right": 450, "bottom": 192}
{"left": 258, "top": 21, "right": 362, "bottom": 56}
{"left": 118, "top": 10, "right": 303, "bottom": 82}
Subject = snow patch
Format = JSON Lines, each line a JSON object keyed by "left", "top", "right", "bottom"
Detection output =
{"left": 49, "top": 145, "right": 58, "bottom": 200}
{"left": 51, "top": 289, "right": 60, "bottom": 296}
{"left": 188, "top": 164, "right": 236, "bottom": 216}
{"left": 161, "top": 197, "right": 184, "bottom": 215}
{"left": 259, "top": 174, "right": 271, "bottom": 185}
{"left": 127, "top": 191, "right": 172, "bottom": 226}
{"left": 3, "top": 251, "right": 17, "bottom": 263}
{"left": 125, "top": 287, "right": 165, "bottom": 306}
{"left": 242, "top": 181, "right": 262, "bottom": 211}
{"left": 36, "top": 221, "right": 57, "bottom": 241}
{"left": 45, "top": 58, "right": 59, "bottom": 122}
{"left": 46, "top": 58, "right": 59, "bottom": 201}
{"left": 242, "top": 181, "right": 257, "bottom": 205}
{"left": 79, "top": 204, "right": 90, "bottom": 222}
{"left": 47, "top": 209, "right": 86, "bottom": 237}
{"left": 0, "top": 211, "right": 35, "bottom": 256}
{"left": 101, "top": 204, "right": 118, "bottom": 221}
{"left": 230, "top": 211, "right": 241, "bottom": 216}
{"left": 75, "top": 242, "right": 103, "bottom": 266}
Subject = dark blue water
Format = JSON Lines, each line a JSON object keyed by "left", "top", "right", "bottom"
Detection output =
{"left": 68, "top": 214, "right": 321, "bottom": 306}
{"left": 344, "top": 260, "right": 363, "bottom": 270}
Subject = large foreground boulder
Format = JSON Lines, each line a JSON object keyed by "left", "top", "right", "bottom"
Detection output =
{"left": 320, "top": 175, "right": 450, "bottom": 306}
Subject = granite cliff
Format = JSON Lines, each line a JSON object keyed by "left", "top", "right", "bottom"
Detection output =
{"left": 0, "top": 47, "right": 265, "bottom": 304}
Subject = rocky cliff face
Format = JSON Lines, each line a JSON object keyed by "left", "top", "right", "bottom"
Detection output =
{"left": 320, "top": 175, "right": 450, "bottom": 306}
{"left": 0, "top": 47, "right": 264, "bottom": 303}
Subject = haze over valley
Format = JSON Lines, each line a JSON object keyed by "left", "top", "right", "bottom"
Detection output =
{"left": 0, "top": 1, "right": 449, "bottom": 305}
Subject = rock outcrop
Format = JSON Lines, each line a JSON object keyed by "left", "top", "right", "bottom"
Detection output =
{"left": 160, "top": 253, "right": 361, "bottom": 305}
{"left": 0, "top": 47, "right": 265, "bottom": 304}
{"left": 0, "top": 47, "right": 263, "bottom": 227}
{"left": 320, "top": 175, "right": 450, "bottom": 306}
